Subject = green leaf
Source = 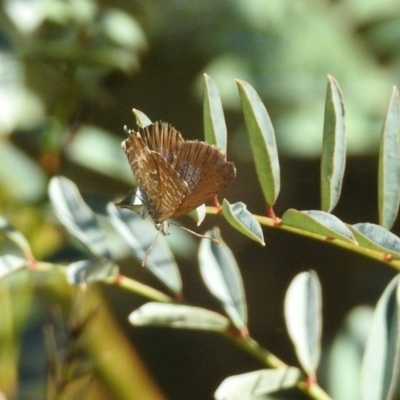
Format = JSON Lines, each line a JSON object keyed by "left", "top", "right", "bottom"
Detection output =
{"left": 0, "top": 139, "right": 46, "bottom": 201}
{"left": 48, "top": 176, "right": 111, "bottom": 260}
{"left": 100, "top": 9, "right": 147, "bottom": 51}
{"left": 131, "top": 109, "right": 152, "bottom": 128}
{"left": 188, "top": 204, "right": 206, "bottom": 226}
{"left": 65, "top": 125, "right": 133, "bottom": 183}
{"left": 214, "top": 367, "right": 302, "bottom": 400}
{"left": 221, "top": 199, "right": 265, "bottom": 245}
{"left": 107, "top": 203, "right": 182, "bottom": 294}
{"left": 378, "top": 86, "right": 400, "bottom": 230}
{"left": 320, "top": 75, "right": 346, "bottom": 213}
{"left": 114, "top": 189, "right": 142, "bottom": 211}
{"left": 88, "top": 48, "right": 141, "bottom": 72}
{"left": 0, "top": 217, "right": 33, "bottom": 258}
{"left": 326, "top": 306, "right": 373, "bottom": 400}
{"left": 198, "top": 228, "right": 247, "bottom": 330}
{"left": 236, "top": 79, "right": 280, "bottom": 206}
{"left": 31, "top": 44, "right": 141, "bottom": 72}
{"left": 203, "top": 73, "right": 227, "bottom": 151}
{"left": 129, "top": 303, "right": 230, "bottom": 331}
{"left": 284, "top": 271, "right": 322, "bottom": 374}
{"left": 67, "top": 259, "right": 119, "bottom": 285}
{"left": 350, "top": 223, "right": 400, "bottom": 258}
{"left": 0, "top": 255, "right": 27, "bottom": 278}
{"left": 282, "top": 209, "right": 357, "bottom": 243}
{"left": 361, "top": 276, "right": 400, "bottom": 400}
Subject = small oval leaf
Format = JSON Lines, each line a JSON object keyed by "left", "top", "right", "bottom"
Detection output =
{"left": 236, "top": 79, "right": 280, "bottom": 206}
{"left": 284, "top": 271, "right": 322, "bottom": 374}
{"left": 48, "top": 177, "right": 111, "bottom": 260}
{"left": 203, "top": 73, "right": 227, "bottom": 152}
{"left": 107, "top": 203, "right": 182, "bottom": 294}
{"left": 282, "top": 209, "right": 356, "bottom": 243}
{"left": 351, "top": 222, "right": 400, "bottom": 258}
{"left": 198, "top": 228, "right": 247, "bottom": 330}
{"left": 67, "top": 259, "right": 119, "bottom": 285}
{"left": 378, "top": 86, "right": 400, "bottom": 230}
{"left": 131, "top": 109, "right": 152, "bottom": 128}
{"left": 215, "top": 367, "right": 302, "bottom": 400}
{"left": 65, "top": 125, "right": 133, "bottom": 183}
{"left": 0, "top": 217, "right": 33, "bottom": 258}
{"left": 188, "top": 204, "right": 207, "bottom": 226}
{"left": 0, "top": 139, "right": 46, "bottom": 201}
{"left": 129, "top": 303, "right": 230, "bottom": 331}
{"left": 361, "top": 276, "right": 400, "bottom": 399}
{"left": 320, "top": 75, "right": 346, "bottom": 213}
{"left": 0, "top": 254, "right": 27, "bottom": 278}
{"left": 115, "top": 188, "right": 142, "bottom": 211}
{"left": 327, "top": 306, "right": 373, "bottom": 399}
{"left": 222, "top": 199, "right": 265, "bottom": 245}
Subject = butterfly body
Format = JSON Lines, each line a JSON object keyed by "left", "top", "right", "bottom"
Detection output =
{"left": 121, "top": 121, "right": 236, "bottom": 234}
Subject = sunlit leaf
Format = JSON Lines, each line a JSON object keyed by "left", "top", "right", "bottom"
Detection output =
{"left": 327, "top": 306, "right": 373, "bottom": 400}
{"left": 320, "top": 75, "right": 346, "bottom": 212}
{"left": 188, "top": 204, "right": 207, "bottom": 226}
{"left": 48, "top": 176, "right": 111, "bottom": 260}
{"left": 0, "top": 217, "right": 32, "bottom": 257}
{"left": 26, "top": 42, "right": 140, "bottom": 71}
{"left": 4, "top": 0, "right": 45, "bottom": 34}
{"left": 107, "top": 203, "right": 182, "bottom": 294}
{"left": 129, "top": 303, "right": 230, "bottom": 331}
{"left": 222, "top": 200, "right": 264, "bottom": 245}
{"left": 350, "top": 223, "right": 400, "bottom": 258}
{"left": 282, "top": 209, "right": 356, "bottom": 243}
{"left": 132, "top": 109, "right": 152, "bottom": 128}
{"left": 378, "top": 86, "right": 400, "bottom": 230}
{"left": 203, "top": 73, "right": 227, "bottom": 152}
{"left": 198, "top": 228, "right": 247, "bottom": 330}
{"left": 0, "top": 139, "right": 46, "bottom": 201}
{"left": 0, "top": 254, "right": 27, "bottom": 278}
{"left": 236, "top": 79, "right": 280, "bottom": 206}
{"left": 361, "top": 276, "right": 400, "bottom": 399}
{"left": 65, "top": 125, "right": 133, "bottom": 183}
{"left": 215, "top": 367, "right": 302, "bottom": 400}
{"left": 87, "top": 47, "right": 140, "bottom": 72}
{"left": 100, "top": 9, "right": 147, "bottom": 51}
{"left": 114, "top": 189, "right": 141, "bottom": 211}
{"left": 67, "top": 259, "right": 119, "bottom": 285}
{"left": 284, "top": 271, "right": 322, "bottom": 374}
{"left": 0, "top": 50, "right": 44, "bottom": 133}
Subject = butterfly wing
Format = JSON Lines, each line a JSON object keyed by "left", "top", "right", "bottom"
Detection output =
{"left": 122, "top": 130, "right": 188, "bottom": 223}
{"left": 150, "top": 151, "right": 189, "bottom": 221}
{"left": 138, "top": 122, "right": 184, "bottom": 165}
{"left": 172, "top": 141, "right": 236, "bottom": 217}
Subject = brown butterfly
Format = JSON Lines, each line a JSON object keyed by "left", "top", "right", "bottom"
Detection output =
{"left": 119, "top": 121, "right": 236, "bottom": 264}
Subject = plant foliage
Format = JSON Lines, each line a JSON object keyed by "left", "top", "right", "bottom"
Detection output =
{"left": 2, "top": 72, "right": 400, "bottom": 399}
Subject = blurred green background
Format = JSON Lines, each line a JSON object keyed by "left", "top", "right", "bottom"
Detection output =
{"left": 1, "top": 0, "right": 400, "bottom": 399}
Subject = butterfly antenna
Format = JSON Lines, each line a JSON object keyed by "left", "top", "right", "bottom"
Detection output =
{"left": 142, "top": 230, "right": 162, "bottom": 266}
{"left": 171, "top": 223, "right": 220, "bottom": 244}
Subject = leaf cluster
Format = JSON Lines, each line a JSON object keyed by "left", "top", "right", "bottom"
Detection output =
{"left": 1, "top": 74, "right": 400, "bottom": 399}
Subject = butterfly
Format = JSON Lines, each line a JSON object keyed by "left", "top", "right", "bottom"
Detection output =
{"left": 119, "top": 121, "right": 236, "bottom": 264}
